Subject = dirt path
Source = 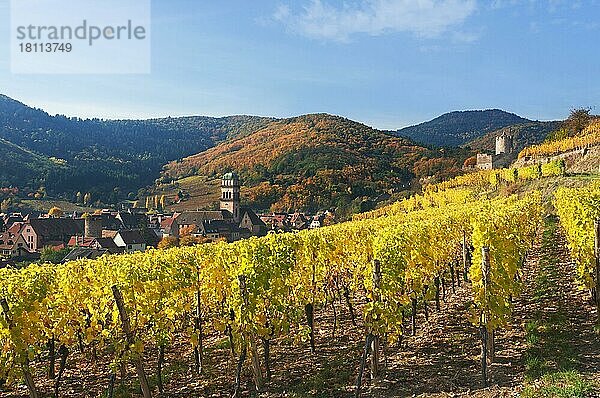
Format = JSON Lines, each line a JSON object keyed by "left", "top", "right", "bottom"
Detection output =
{"left": 508, "top": 216, "right": 600, "bottom": 396}
{"left": 367, "top": 215, "right": 600, "bottom": 397}
{"left": 369, "top": 274, "right": 481, "bottom": 397}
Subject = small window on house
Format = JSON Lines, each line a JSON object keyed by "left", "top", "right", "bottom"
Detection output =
{"left": 128, "top": 245, "right": 132, "bottom": 250}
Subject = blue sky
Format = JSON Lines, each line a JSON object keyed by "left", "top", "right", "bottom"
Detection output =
{"left": 0, "top": 0, "right": 598, "bottom": 129}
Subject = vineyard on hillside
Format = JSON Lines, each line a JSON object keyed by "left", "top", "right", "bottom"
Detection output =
{"left": 554, "top": 182, "right": 600, "bottom": 304}
{"left": 519, "top": 120, "right": 600, "bottom": 160}
{"left": 2, "top": 158, "right": 600, "bottom": 397}
{"left": 0, "top": 184, "right": 544, "bottom": 398}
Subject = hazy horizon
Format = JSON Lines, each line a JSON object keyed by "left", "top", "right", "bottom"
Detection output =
{"left": 3, "top": 93, "right": 562, "bottom": 131}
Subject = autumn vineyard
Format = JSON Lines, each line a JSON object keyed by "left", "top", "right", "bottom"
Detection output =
{"left": 519, "top": 120, "right": 600, "bottom": 160}
{"left": 1, "top": 160, "right": 600, "bottom": 397}
{"left": 2, "top": 0, "right": 600, "bottom": 394}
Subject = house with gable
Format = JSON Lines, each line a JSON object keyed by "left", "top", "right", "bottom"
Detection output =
{"left": 20, "top": 218, "right": 84, "bottom": 252}
{"left": 162, "top": 173, "right": 266, "bottom": 243}
{"left": 116, "top": 212, "right": 149, "bottom": 230}
{"left": 0, "top": 223, "right": 31, "bottom": 259}
{"left": 239, "top": 207, "right": 267, "bottom": 236}
{"left": 114, "top": 230, "right": 147, "bottom": 253}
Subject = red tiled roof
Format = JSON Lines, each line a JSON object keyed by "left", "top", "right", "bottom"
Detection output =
{"left": 7, "top": 222, "right": 23, "bottom": 235}
{"left": 68, "top": 236, "right": 96, "bottom": 247}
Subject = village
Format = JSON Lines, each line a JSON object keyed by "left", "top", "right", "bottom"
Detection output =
{"left": 0, "top": 172, "right": 331, "bottom": 267}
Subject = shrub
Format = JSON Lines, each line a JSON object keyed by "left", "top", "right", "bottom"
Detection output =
{"left": 518, "top": 164, "right": 542, "bottom": 180}
{"left": 541, "top": 159, "right": 566, "bottom": 177}
{"left": 501, "top": 168, "right": 518, "bottom": 183}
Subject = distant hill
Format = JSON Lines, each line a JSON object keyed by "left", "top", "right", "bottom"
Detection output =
{"left": 0, "top": 137, "right": 65, "bottom": 190}
{"left": 161, "top": 114, "right": 447, "bottom": 216}
{"left": 0, "top": 94, "right": 273, "bottom": 202}
{"left": 467, "top": 121, "right": 561, "bottom": 153}
{"left": 3, "top": 94, "right": 515, "bottom": 213}
{"left": 396, "top": 109, "right": 530, "bottom": 147}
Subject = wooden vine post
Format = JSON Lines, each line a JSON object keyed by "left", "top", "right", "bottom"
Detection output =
{"left": 370, "top": 260, "right": 381, "bottom": 380}
{"left": 305, "top": 252, "right": 317, "bottom": 354}
{"left": 481, "top": 247, "right": 495, "bottom": 365}
{"left": 355, "top": 260, "right": 382, "bottom": 398}
{"left": 343, "top": 286, "right": 358, "bottom": 327}
{"left": 111, "top": 286, "right": 152, "bottom": 398}
{"left": 194, "top": 289, "right": 204, "bottom": 374}
{"left": 462, "top": 231, "right": 469, "bottom": 281}
{"left": 354, "top": 334, "right": 372, "bottom": 398}
{"left": 238, "top": 275, "right": 263, "bottom": 391}
{"left": 434, "top": 276, "right": 441, "bottom": 311}
{"left": 480, "top": 247, "right": 490, "bottom": 387}
{"left": 48, "top": 338, "right": 55, "bottom": 379}
{"left": 232, "top": 346, "right": 247, "bottom": 398}
{"left": 0, "top": 299, "right": 39, "bottom": 398}
{"left": 450, "top": 263, "right": 456, "bottom": 293}
{"left": 595, "top": 219, "right": 600, "bottom": 319}
{"left": 423, "top": 285, "right": 430, "bottom": 320}
{"left": 53, "top": 344, "right": 69, "bottom": 398}
{"left": 411, "top": 296, "right": 417, "bottom": 336}
{"left": 484, "top": 248, "right": 495, "bottom": 362}
{"left": 157, "top": 345, "right": 165, "bottom": 394}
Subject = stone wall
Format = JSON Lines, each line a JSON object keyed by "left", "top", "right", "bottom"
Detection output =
{"left": 512, "top": 145, "right": 600, "bottom": 174}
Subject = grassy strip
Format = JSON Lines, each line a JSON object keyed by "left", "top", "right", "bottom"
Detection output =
{"left": 522, "top": 217, "right": 598, "bottom": 397}
{"left": 522, "top": 371, "right": 597, "bottom": 398}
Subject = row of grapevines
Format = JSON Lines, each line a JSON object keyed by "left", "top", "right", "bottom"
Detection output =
{"left": 519, "top": 120, "right": 600, "bottom": 159}
{"left": 554, "top": 183, "right": 600, "bottom": 289}
{"left": 469, "top": 194, "right": 542, "bottom": 331}
{"left": 427, "top": 159, "right": 565, "bottom": 193}
{"left": 353, "top": 188, "right": 475, "bottom": 220}
{"left": 427, "top": 170, "right": 498, "bottom": 192}
{"left": 516, "top": 161, "right": 566, "bottom": 180}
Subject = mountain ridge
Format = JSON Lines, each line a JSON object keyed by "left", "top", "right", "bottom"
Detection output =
{"left": 0, "top": 94, "right": 551, "bottom": 212}
{"left": 0, "top": 94, "right": 274, "bottom": 202}
{"left": 467, "top": 120, "right": 562, "bottom": 153}
{"left": 395, "top": 109, "right": 531, "bottom": 147}
{"left": 0, "top": 137, "right": 65, "bottom": 190}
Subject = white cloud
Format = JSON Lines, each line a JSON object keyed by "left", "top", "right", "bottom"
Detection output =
{"left": 452, "top": 29, "right": 480, "bottom": 43}
{"left": 274, "top": 0, "right": 478, "bottom": 42}
{"left": 491, "top": 0, "right": 585, "bottom": 11}
{"left": 491, "top": 0, "right": 524, "bottom": 9}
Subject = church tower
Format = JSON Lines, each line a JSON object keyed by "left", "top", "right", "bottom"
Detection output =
{"left": 220, "top": 172, "right": 240, "bottom": 223}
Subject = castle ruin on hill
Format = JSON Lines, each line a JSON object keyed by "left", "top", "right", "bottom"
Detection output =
{"left": 476, "top": 132, "right": 516, "bottom": 170}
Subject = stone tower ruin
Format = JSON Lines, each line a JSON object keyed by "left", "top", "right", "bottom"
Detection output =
{"left": 495, "top": 133, "right": 514, "bottom": 155}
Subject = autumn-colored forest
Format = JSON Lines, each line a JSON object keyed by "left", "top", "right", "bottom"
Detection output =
{"left": 162, "top": 114, "right": 466, "bottom": 215}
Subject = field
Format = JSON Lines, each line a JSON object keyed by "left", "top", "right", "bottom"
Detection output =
{"left": 154, "top": 176, "right": 251, "bottom": 212}
{"left": 19, "top": 199, "right": 97, "bottom": 214}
